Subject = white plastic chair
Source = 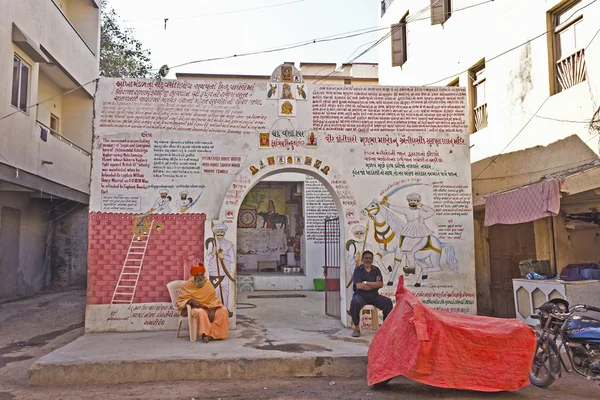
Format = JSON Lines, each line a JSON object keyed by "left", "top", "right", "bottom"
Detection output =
{"left": 166, "top": 280, "right": 197, "bottom": 342}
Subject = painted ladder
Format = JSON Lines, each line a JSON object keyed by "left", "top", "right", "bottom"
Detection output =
{"left": 110, "top": 220, "right": 154, "bottom": 305}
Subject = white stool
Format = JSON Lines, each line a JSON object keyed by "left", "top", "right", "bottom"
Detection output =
{"left": 360, "top": 305, "right": 380, "bottom": 333}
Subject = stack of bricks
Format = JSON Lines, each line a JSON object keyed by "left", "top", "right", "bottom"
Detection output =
{"left": 87, "top": 212, "right": 206, "bottom": 304}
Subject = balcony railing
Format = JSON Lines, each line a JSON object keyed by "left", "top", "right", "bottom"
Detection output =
{"left": 37, "top": 121, "right": 91, "bottom": 157}
{"left": 381, "top": 0, "right": 396, "bottom": 17}
{"left": 473, "top": 103, "right": 488, "bottom": 132}
{"left": 556, "top": 48, "right": 587, "bottom": 92}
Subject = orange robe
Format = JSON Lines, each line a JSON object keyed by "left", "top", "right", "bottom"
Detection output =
{"left": 176, "top": 278, "right": 229, "bottom": 340}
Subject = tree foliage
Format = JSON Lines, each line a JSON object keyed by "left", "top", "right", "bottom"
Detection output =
{"left": 100, "top": 2, "right": 152, "bottom": 78}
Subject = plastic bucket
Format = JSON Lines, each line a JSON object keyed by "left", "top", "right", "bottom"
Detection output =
{"left": 313, "top": 278, "right": 325, "bottom": 291}
{"left": 326, "top": 279, "right": 340, "bottom": 291}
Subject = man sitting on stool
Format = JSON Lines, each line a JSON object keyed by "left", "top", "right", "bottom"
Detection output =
{"left": 350, "top": 250, "right": 393, "bottom": 337}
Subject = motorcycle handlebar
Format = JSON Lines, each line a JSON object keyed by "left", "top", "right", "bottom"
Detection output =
{"left": 585, "top": 305, "right": 600, "bottom": 313}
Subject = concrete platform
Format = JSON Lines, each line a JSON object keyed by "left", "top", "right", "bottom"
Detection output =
{"left": 29, "top": 291, "right": 373, "bottom": 385}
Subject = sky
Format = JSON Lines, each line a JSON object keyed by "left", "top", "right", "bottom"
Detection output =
{"left": 108, "top": 0, "right": 381, "bottom": 78}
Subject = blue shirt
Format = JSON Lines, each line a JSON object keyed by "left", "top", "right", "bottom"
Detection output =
{"left": 352, "top": 265, "right": 383, "bottom": 295}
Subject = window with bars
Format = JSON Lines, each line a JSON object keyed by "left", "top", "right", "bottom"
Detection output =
{"left": 550, "top": 0, "right": 586, "bottom": 93}
{"left": 391, "top": 13, "right": 408, "bottom": 67}
{"left": 469, "top": 61, "right": 487, "bottom": 133}
{"left": 431, "top": 0, "right": 452, "bottom": 25}
{"left": 11, "top": 55, "right": 30, "bottom": 112}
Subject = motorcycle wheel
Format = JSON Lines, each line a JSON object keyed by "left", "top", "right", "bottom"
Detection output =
{"left": 529, "top": 340, "right": 559, "bottom": 388}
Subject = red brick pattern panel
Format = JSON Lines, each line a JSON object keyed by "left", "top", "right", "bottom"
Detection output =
{"left": 87, "top": 212, "right": 206, "bottom": 304}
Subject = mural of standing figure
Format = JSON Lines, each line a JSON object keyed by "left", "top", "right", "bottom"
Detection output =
{"left": 382, "top": 193, "right": 435, "bottom": 274}
{"left": 151, "top": 189, "right": 172, "bottom": 213}
{"left": 345, "top": 224, "right": 383, "bottom": 288}
{"left": 205, "top": 223, "right": 236, "bottom": 316}
{"left": 175, "top": 190, "right": 190, "bottom": 212}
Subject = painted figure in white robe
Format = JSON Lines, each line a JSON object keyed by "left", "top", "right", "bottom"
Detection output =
{"left": 175, "top": 190, "right": 197, "bottom": 213}
{"left": 384, "top": 193, "right": 435, "bottom": 271}
{"left": 206, "top": 224, "right": 235, "bottom": 310}
{"left": 347, "top": 224, "right": 376, "bottom": 277}
{"left": 151, "top": 189, "right": 172, "bottom": 213}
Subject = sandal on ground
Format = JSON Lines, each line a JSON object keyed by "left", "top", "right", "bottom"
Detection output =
{"left": 352, "top": 330, "right": 361, "bottom": 338}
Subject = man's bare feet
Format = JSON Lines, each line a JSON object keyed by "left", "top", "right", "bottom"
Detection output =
{"left": 202, "top": 335, "right": 213, "bottom": 343}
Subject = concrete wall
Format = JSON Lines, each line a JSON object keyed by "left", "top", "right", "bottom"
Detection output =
{"left": 471, "top": 135, "right": 597, "bottom": 204}
{"left": 0, "top": 191, "right": 89, "bottom": 300}
{"left": 0, "top": 1, "right": 97, "bottom": 194}
{"left": 37, "top": 71, "right": 64, "bottom": 129}
{"left": 48, "top": 202, "right": 89, "bottom": 288}
{"left": 553, "top": 213, "right": 600, "bottom": 268}
{"left": 379, "top": 0, "right": 600, "bottom": 162}
{"left": 0, "top": 0, "right": 98, "bottom": 301}
{"left": 60, "top": 0, "right": 101, "bottom": 56}
{"left": 0, "top": 193, "right": 52, "bottom": 299}
{"left": 61, "top": 90, "right": 94, "bottom": 152}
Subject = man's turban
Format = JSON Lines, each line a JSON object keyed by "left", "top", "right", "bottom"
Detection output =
{"left": 406, "top": 193, "right": 421, "bottom": 201}
{"left": 190, "top": 264, "right": 205, "bottom": 276}
{"left": 213, "top": 223, "right": 228, "bottom": 233}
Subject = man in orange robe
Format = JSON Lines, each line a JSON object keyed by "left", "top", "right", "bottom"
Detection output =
{"left": 176, "top": 264, "right": 229, "bottom": 343}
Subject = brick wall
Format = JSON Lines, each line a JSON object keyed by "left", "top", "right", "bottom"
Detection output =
{"left": 87, "top": 212, "right": 206, "bottom": 304}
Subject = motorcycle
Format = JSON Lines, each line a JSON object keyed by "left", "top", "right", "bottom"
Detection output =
{"left": 529, "top": 298, "right": 600, "bottom": 388}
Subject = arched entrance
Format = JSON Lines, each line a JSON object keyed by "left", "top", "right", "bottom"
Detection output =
{"left": 207, "top": 157, "right": 359, "bottom": 329}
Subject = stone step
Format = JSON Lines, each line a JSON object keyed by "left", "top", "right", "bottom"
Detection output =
{"left": 29, "top": 354, "right": 367, "bottom": 386}
{"left": 28, "top": 330, "right": 371, "bottom": 386}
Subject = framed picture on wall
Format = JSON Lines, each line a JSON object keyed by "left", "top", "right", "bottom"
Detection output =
{"left": 238, "top": 209, "right": 257, "bottom": 229}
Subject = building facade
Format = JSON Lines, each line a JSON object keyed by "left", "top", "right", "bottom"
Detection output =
{"left": 176, "top": 62, "right": 378, "bottom": 293}
{"left": 379, "top": 0, "right": 600, "bottom": 317}
{"left": 0, "top": 0, "right": 100, "bottom": 299}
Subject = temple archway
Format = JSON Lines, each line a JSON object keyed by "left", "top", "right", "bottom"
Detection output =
{"left": 209, "top": 155, "right": 360, "bottom": 328}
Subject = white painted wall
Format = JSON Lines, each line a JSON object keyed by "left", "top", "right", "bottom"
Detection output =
{"left": 90, "top": 76, "right": 475, "bottom": 332}
{"left": 379, "top": 0, "right": 600, "bottom": 162}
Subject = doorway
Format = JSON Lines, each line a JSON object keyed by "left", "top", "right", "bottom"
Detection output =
{"left": 236, "top": 172, "right": 340, "bottom": 295}
{"left": 489, "top": 222, "right": 536, "bottom": 318}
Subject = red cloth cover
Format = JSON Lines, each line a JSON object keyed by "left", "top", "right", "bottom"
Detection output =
{"left": 367, "top": 277, "right": 536, "bottom": 392}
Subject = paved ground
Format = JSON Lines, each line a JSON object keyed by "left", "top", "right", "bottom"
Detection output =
{"left": 28, "top": 291, "right": 370, "bottom": 385}
{"left": 1, "top": 289, "right": 599, "bottom": 399}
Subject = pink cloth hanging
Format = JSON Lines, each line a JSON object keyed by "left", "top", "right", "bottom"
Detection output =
{"left": 484, "top": 179, "right": 561, "bottom": 226}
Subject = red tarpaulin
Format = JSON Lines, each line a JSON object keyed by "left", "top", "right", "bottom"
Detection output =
{"left": 367, "top": 277, "right": 536, "bottom": 392}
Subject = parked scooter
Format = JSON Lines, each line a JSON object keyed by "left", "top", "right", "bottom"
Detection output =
{"left": 530, "top": 298, "right": 600, "bottom": 388}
